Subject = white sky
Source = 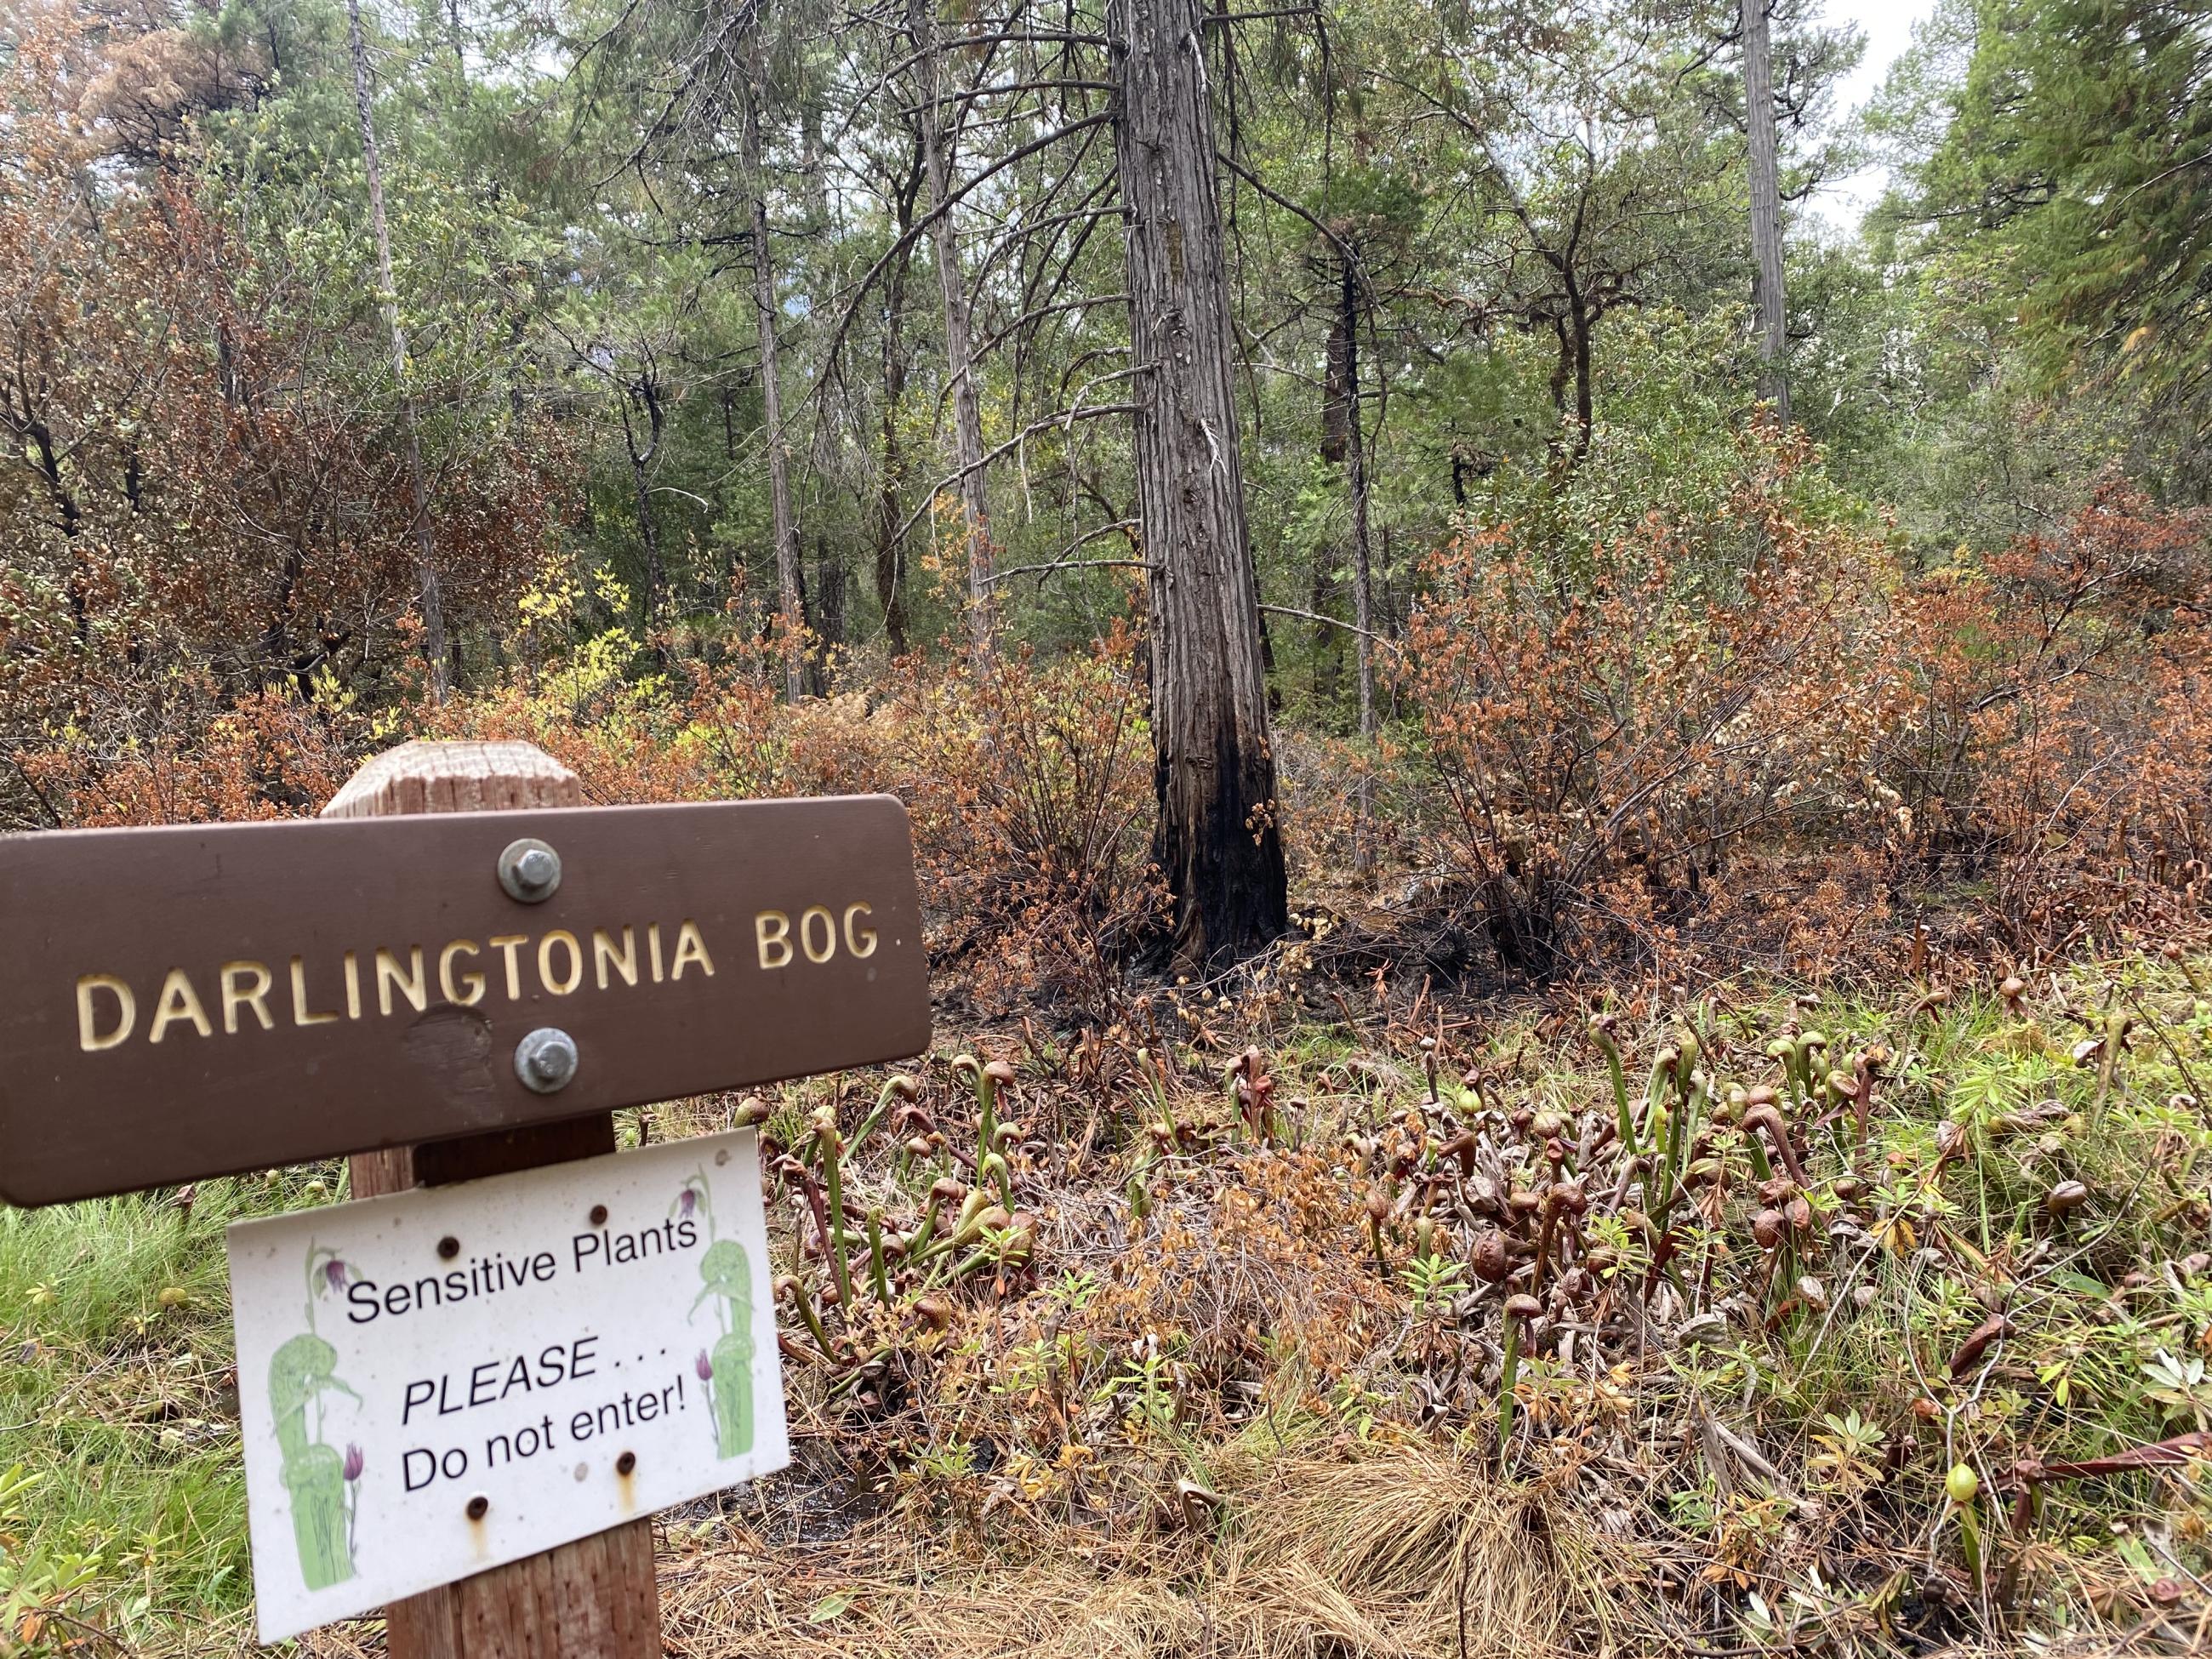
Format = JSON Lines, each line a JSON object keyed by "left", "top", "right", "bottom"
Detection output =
{"left": 1810, "top": 0, "right": 1937, "bottom": 232}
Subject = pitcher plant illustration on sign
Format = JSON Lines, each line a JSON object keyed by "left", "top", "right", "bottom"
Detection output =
{"left": 678, "top": 1172, "right": 755, "bottom": 1457}
{"left": 274, "top": 1244, "right": 362, "bottom": 1590}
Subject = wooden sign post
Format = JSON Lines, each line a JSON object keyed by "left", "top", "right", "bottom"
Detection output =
{"left": 329, "top": 742, "right": 657, "bottom": 1659}
{"left": 0, "top": 738, "right": 933, "bottom": 1652}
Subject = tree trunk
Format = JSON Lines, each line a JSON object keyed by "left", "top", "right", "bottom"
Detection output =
{"left": 1320, "top": 294, "right": 1351, "bottom": 465}
{"left": 1743, "top": 0, "right": 1788, "bottom": 421}
{"left": 1569, "top": 289, "right": 1594, "bottom": 459}
{"left": 909, "top": 0, "right": 995, "bottom": 671}
{"left": 1308, "top": 554, "right": 1342, "bottom": 705}
{"left": 632, "top": 459, "right": 663, "bottom": 632}
{"left": 446, "top": 0, "right": 468, "bottom": 83}
{"left": 875, "top": 151, "right": 916, "bottom": 655}
{"left": 1338, "top": 256, "right": 1376, "bottom": 871}
{"left": 1308, "top": 299, "right": 1343, "bottom": 703}
{"left": 621, "top": 384, "right": 666, "bottom": 636}
{"left": 1109, "top": 0, "right": 1288, "bottom": 966}
{"left": 742, "top": 17, "right": 805, "bottom": 703}
{"left": 12, "top": 413, "right": 91, "bottom": 643}
{"left": 813, "top": 533, "right": 846, "bottom": 691}
{"left": 345, "top": 0, "right": 449, "bottom": 703}
{"left": 875, "top": 385, "right": 912, "bottom": 654}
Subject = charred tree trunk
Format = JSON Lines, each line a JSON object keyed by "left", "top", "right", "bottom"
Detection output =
{"left": 741, "top": 17, "right": 805, "bottom": 703}
{"left": 1320, "top": 296, "right": 1352, "bottom": 466}
{"left": 619, "top": 379, "right": 666, "bottom": 638}
{"left": 1744, "top": 0, "right": 1788, "bottom": 420}
{"left": 346, "top": 0, "right": 449, "bottom": 702}
{"left": 18, "top": 420, "right": 80, "bottom": 545}
{"left": 875, "top": 145, "right": 919, "bottom": 656}
{"left": 1110, "top": 0, "right": 1288, "bottom": 966}
{"left": 632, "top": 464, "right": 661, "bottom": 628}
{"left": 909, "top": 0, "right": 995, "bottom": 671}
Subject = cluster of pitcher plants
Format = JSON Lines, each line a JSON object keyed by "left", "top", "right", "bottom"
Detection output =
{"left": 741, "top": 954, "right": 2212, "bottom": 1633}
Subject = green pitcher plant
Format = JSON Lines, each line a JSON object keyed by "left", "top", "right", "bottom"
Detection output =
{"left": 276, "top": 1245, "right": 363, "bottom": 1590}
{"left": 678, "top": 1173, "right": 755, "bottom": 1457}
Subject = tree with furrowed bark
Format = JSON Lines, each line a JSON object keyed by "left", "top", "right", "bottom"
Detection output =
{"left": 1108, "top": 0, "right": 1289, "bottom": 962}
{"left": 805, "top": 0, "right": 1291, "bottom": 961}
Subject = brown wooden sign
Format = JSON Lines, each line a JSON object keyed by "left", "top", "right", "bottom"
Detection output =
{"left": 0, "top": 795, "right": 929, "bottom": 1205}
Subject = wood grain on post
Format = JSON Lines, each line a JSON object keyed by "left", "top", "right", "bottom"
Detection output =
{"left": 323, "top": 739, "right": 662, "bottom": 1659}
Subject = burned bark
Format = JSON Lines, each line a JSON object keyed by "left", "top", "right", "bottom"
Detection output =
{"left": 1109, "top": 0, "right": 1288, "bottom": 965}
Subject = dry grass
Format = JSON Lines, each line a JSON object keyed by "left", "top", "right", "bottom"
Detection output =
{"left": 176, "top": 1449, "right": 2205, "bottom": 1659}
{"left": 652, "top": 1441, "right": 1645, "bottom": 1659}
{"left": 1223, "top": 1447, "right": 1640, "bottom": 1658}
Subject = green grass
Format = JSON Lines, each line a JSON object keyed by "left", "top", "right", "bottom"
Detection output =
{"left": 0, "top": 1164, "right": 348, "bottom": 1648}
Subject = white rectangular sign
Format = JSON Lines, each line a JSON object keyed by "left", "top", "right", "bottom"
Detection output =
{"left": 226, "top": 1130, "right": 787, "bottom": 1640}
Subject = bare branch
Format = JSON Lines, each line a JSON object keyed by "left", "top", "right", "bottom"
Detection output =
{"left": 891, "top": 402, "right": 1141, "bottom": 550}
{"left": 988, "top": 522, "right": 1146, "bottom": 585}
{"left": 1260, "top": 602, "right": 1385, "bottom": 641}
{"left": 807, "top": 111, "right": 1116, "bottom": 413}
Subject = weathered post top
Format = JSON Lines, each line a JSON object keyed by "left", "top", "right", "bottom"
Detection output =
{"left": 322, "top": 739, "right": 588, "bottom": 818}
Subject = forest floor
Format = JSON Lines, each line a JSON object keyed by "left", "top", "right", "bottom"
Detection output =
{"left": 4, "top": 938, "right": 2211, "bottom": 1656}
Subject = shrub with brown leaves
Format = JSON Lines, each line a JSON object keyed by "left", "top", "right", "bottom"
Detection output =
{"left": 1393, "top": 430, "right": 1913, "bottom": 979}
{"left": 1887, "top": 477, "right": 2212, "bottom": 954}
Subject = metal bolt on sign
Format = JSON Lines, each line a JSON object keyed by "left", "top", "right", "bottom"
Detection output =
{"left": 496, "top": 836, "right": 562, "bottom": 903}
{"left": 515, "top": 1027, "right": 580, "bottom": 1093}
